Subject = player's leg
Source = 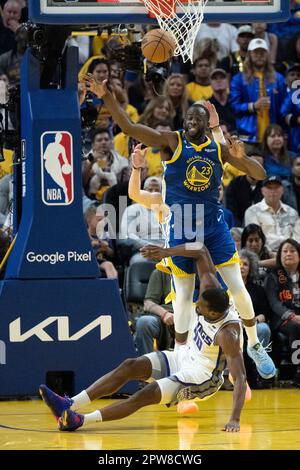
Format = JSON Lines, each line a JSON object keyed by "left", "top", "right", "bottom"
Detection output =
{"left": 218, "top": 263, "right": 275, "bottom": 379}
{"left": 172, "top": 274, "right": 195, "bottom": 345}
{"left": 40, "top": 356, "right": 152, "bottom": 419}
{"left": 58, "top": 351, "right": 182, "bottom": 431}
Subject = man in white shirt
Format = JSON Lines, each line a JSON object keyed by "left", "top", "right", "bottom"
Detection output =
{"left": 244, "top": 175, "right": 299, "bottom": 252}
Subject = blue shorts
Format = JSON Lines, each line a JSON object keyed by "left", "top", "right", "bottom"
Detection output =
{"left": 157, "top": 223, "right": 239, "bottom": 277}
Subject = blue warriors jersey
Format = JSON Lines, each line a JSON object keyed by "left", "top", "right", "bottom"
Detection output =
{"left": 157, "top": 130, "right": 238, "bottom": 276}
{"left": 163, "top": 130, "right": 225, "bottom": 234}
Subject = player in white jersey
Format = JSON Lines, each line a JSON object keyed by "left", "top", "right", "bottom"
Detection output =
{"left": 39, "top": 246, "right": 247, "bottom": 432}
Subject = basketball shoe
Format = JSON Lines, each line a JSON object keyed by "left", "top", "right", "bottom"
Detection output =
{"left": 58, "top": 409, "right": 84, "bottom": 432}
{"left": 247, "top": 343, "right": 276, "bottom": 379}
{"left": 39, "top": 384, "right": 73, "bottom": 419}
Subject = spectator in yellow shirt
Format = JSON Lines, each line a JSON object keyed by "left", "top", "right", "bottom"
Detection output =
{"left": 186, "top": 57, "right": 213, "bottom": 103}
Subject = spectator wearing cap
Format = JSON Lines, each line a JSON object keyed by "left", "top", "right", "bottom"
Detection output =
{"left": 209, "top": 68, "right": 236, "bottom": 131}
{"left": 230, "top": 38, "right": 287, "bottom": 145}
{"left": 280, "top": 69, "right": 300, "bottom": 155}
{"left": 285, "top": 63, "right": 300, "bottom": 92}
{"left": 252, "top": 23, "right": 278, "bottom": 65}
{"left": 220, "top": 25, "right": 254, "bottom": 77}
{"left": 244, "top": 175, "right": 299, "bottom": 252}
{"left": 186, "top": 56, "right": 213, "bottom": 103}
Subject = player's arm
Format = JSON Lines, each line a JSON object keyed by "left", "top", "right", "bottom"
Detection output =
{"left": 141, "top": 243, "right": 218, "bottom": 291}
{"left": 129, "top": 144, "right": 164, "bottom": 209}
{"left": 221, "top": 138, "right": 266, "bottom": 180}
{"left": 84, "top": 75, "right": 177, "bottom": 153}
{"left": 216, "top": 325, "right": 247, "bottom": 432}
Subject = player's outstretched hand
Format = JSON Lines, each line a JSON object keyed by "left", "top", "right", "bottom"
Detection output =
{"left": 84, "top": 74, "right": 108, "bottom": 98}
{"left": 131, "top": 144, "right": 147, "bottom": 169}
{"left": 204, "top": 101, "right": 219, "bottom": 129}
{"left": 226, "top": 136, "right": 245, "bottom": 160}
{"left": 140, "top": 244, "right": 166, "bottom": 260}
{"left": 223, "top": 419, "right": 240, "bottom": 432}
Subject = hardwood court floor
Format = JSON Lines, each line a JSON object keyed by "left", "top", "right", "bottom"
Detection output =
{"left": 0, "top": 389, "right": 299, "bottom": 450}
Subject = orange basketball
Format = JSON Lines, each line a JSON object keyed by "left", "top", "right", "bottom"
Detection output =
{"left": 142, "top": 28, "right": 176, "bottom": 63}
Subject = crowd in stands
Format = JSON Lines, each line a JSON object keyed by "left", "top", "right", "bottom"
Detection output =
{"left": 1, "top": 0, "right": 300, "bottom": 386}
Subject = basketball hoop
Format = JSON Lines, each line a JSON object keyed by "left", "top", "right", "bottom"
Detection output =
{"left": 142, "top": 0, "right": 208, "bottom": 63}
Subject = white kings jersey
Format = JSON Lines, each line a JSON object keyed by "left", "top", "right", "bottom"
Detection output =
{"left": 174, "top": 302, "right": 242, "bottom": 401}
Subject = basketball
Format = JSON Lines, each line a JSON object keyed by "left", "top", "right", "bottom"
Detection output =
{"left": 142, "top": 28, "right": 176, "bottom": 63}
{"left": 62, "top": 163, "right": 72, "bottom": 175}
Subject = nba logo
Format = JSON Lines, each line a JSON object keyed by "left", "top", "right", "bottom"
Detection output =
{"left": 41, "top": 131, "right": 74, "bottom": 206}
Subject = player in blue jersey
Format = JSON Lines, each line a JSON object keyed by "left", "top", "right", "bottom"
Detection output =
{"left": 40, "top": 245, "right": 247, "bottom": 433}
{"left": 84, "top": 74, "right": 275, "bottom": 380}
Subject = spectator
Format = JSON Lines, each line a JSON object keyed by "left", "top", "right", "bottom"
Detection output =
{"left": 284, "top": 63, "right": 300, "bottom": 92}
{"left": 244, "top": 175, "right": 299, "bottom": 252}
{"left": 264, "top": 238, "right": 300, "bottom": 385}
{"left": 225, "top": 150, "right": 264, "bottom": 226}
{"left": 218, "top": 184, "right": 235, "bottom": 229}
{"left": 82, "top": 128, "right": 128, "bottom": 200}
{"left": 193, "top": 38, "right": 218, "bottom": 70}
{"left": 144, "top": 121, "right": 173, "bottom": 177}
{"left": 194, "top": 22, "right": 239, "bottom": 61}
{"left": 186, "top": 57, "right": 213, "bottom": 102}
{"left": 281, "top": 157, "right": 300, "bottom": 214}
{"left": 84, "top": 205, "right": 118, "bottom": 279}
{"left": 0, "top": 173, "right": 12, "bottom": 227}
{"left": 0, "top": 25, "right": 27, "bottom": 84}
{"left": 0, "top": 0, "right": 21, "bottom": 55}
{"left": 135, "top": 269, "right": 174, "bottom": 356}
{"left": 252, "top": 22, "right": 278, "bottom": 65}
{"left": 220, "top": 25, "right": 254, "bottom": 77}
{"left": 119, "top": 177, "right": 165, "bottom": 263}
{"left": 230, "top": 227, "right": 243, "bottom": 251}
{"left": 241, "top": 224, "right": 275, "bottom": 281}
{"left": 209, "top": 68, "right": 236, "bottom": 131}
{"left": 286, "top": 32, "right": 300, "bottom": 63}
{"left": 262, "top": 124, "right": 293, "bottom": 180}
{"left": 281, "top": 81, "right": 300, "bottom": 155}
{"left": 240, "top": 249, "right": 272, "bottom": 347}
{"left": 241, "top": 224, "right": 272, "bottom": 262}
{"left": 163, "top": 74, "right": 191, "bottom": 129}
{"left": 230, "top": 38, "right": 286, "bottom": 145}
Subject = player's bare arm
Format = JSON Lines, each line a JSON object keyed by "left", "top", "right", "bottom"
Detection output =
{"left": 221, "top": 137, "right": 266, "bottom": 180}
{"left": 216, "top": 325, "right": 247, "bottom": 432}
{"left": 84, "top": 75, "right": 177, "bottom": 155}
{"left": 141, "top": 244, "right": 217, "bottom": 290}
{"left": 128, "top": 145, "right": 168, "bottom": 221}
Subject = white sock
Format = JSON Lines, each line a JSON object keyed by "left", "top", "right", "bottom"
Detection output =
{"left": 71, "top": 390, "right": 91, "bottom": 411}
{"left": 82, "top": 410, "right": 102, "bottom": 426}
{"left": 244, "top": 324, "right": 259, "bottom": 348}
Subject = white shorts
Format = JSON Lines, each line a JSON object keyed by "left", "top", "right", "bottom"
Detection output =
{"left": 144, "top": 349, "right": 224, "bottom": 405}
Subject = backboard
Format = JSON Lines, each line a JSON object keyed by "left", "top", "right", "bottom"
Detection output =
{"left": 28, "top": 1, "right": 289, "bottom": 25}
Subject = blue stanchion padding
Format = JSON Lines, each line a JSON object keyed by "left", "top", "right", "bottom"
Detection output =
{"left": 0, "top": 278, "right": 138, "bottom": 396}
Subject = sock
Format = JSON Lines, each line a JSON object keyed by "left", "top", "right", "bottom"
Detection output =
{"left": 244, "top": 324, "right": 259, "bottom": 348}
{"left": 71, "top": 390, "right": 91, "bottom": 411}
{"left": 82, "top": 410, "right": 102, "bottom": 426}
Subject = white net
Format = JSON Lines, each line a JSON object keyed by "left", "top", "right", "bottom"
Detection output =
{"left": 142, "top": 0, "right": 208, "bottom": 63}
